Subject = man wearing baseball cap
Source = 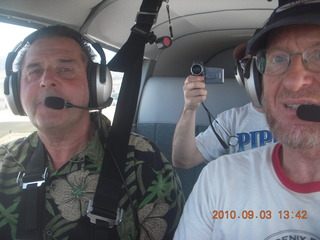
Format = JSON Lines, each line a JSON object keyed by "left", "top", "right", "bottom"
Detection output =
{"left": 172, "top": 41, "right": 275, "bottom": 171}
{"left": 174, "top": 1, "right": 320, "bottom": 238}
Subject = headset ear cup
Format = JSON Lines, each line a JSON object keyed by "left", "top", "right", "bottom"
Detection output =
{"left": 87, "top": 61, "right": 98, "bottom": 108}
{"left": 234, "top": 62, "right": 244, "bottom": 87}
{"left": 4, "top": 49, "right": 26, "bottom": 116}
{"left": 4, "top": 71, "right": 26, "bottom": 116}
{"left": 244, "top": 58, "right": 262, "bottom": 108}
{"left": 87, "top": 62, "right": 113, "bottom": 108}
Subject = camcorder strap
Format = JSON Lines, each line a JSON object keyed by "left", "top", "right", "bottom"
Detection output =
{"left": 16, "top": 140, "right": 47, "bottom": 240}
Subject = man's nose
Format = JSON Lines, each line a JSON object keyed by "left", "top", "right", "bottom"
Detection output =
{"left": 40, "top": 69, "right": 58, "bottom": 88}
{"left": 282, "top": 56, "right": 314, "bottom": 91}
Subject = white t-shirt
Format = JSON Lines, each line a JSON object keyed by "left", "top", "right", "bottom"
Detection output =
{"left": 174, "top": 143, "right": 320, "bottom": 240}
{"left": 196, "top": 102, "right": 276, "bottom": 162}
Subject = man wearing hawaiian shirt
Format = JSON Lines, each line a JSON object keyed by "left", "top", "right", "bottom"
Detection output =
{"left": 0, "top": 25, "right": 184, "bottom": 240}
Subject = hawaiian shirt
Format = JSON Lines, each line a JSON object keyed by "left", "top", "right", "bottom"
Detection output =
{"left": 0, "top": 112, "right": 184, "bottom": 239}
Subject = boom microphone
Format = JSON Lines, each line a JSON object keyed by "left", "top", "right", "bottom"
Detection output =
{"left": 44, "top": 96, "right": 112, "bottom": 110}
{"left": 297, "top": 104, "right": 320, "bottom": 123}
{"left": 45, "top": 97, "right": 65, "bottom": 109}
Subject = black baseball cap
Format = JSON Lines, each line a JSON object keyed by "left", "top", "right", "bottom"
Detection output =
{"left": 247, "top": 0, "right": 320, "bottom": 54}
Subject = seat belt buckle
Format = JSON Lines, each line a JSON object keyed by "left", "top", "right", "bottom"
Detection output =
{"left": 131, "top": 25, "right": 157, "bottom": 44}
{"left": 135, "top": 11, "right": 158, "bottom": 24}
{"left": 86, "top": 200, "right": 123, "bottom": 228}
{"left": 16, "top": 167, "right": 48, "bottom": 189}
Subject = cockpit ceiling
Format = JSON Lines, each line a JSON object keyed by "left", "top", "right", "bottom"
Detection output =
{"left": 0, "top": 0, "right": 278, "bottom": 60}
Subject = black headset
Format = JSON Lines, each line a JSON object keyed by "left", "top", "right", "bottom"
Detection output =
{"left": 3, "top": 25, "right": 113, "bottom": 116}
{"left": 234, "top": 60, "right": 245, "bottom": 87}
{"left": 234, "top": 27, "right": 264, "bottom": 108}
{"left": 243, "top": 57, "right": 262, "bottom": 108}
{"left": 234, "top": 56, "right": 262, "bottom": 108}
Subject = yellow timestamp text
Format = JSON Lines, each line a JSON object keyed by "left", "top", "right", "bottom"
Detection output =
{"left": 212, "top": 210, "right": 308, "bottom": 220}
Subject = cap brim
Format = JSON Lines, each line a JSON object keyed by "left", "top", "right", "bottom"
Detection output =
{"left": 233, "top": 42, "right": 248, "bottom": 60}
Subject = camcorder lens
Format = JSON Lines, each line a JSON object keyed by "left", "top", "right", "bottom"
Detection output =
{"left": 191, "top": 63, "right": 204, "bottom": 75}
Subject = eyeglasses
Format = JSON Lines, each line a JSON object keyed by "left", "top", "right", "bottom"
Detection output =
{"left": 255, "top": 43, "right": 320, "bottom": 76}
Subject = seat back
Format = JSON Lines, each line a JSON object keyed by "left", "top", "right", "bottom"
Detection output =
{"left": 135, "top": 76, "right": 250, "bottom": 198}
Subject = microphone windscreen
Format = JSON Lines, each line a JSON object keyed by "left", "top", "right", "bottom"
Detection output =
{"left": 44, "top": 97, "right": 65, "bottom": 110}
{"left": 297, "top": 105, "right": 320, "bottom": 123}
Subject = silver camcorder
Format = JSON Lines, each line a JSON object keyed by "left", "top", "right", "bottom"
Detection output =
{"left": 190, "top": 61, "right": 224, "bottom": 84}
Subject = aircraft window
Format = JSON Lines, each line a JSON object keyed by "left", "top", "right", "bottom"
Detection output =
{"left": 0, "top": 22, "right": 123, "bottom": 144}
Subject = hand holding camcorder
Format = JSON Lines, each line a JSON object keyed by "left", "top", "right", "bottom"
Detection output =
{"left": 190, "top": 61, "right": 224, "bottom": 84}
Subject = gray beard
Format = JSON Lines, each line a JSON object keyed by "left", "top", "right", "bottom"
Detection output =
{"left": 265, "top": 106, "right": 320, "bottom": 150}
